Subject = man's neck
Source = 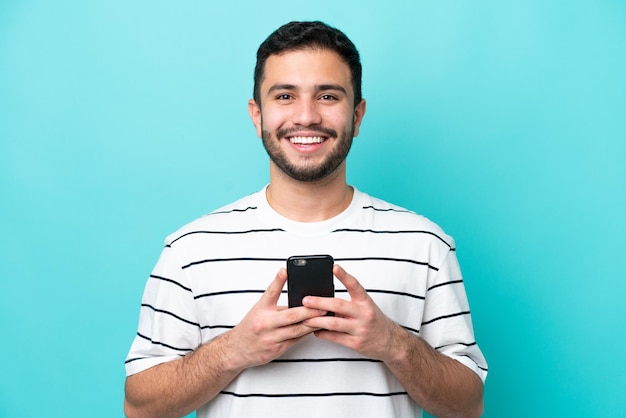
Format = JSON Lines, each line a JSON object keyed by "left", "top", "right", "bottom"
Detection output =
{"left": 266, "top": 164, "right": 353, "bottom": 222}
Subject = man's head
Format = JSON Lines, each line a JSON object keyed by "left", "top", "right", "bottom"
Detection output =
{"left": 253, "top": 21, "right": 362, "bottom": 108}
{"left": 249, "top": 22, "right": 366, "bottom": 184}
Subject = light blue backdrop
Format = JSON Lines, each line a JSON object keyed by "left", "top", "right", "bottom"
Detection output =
{"left": 1, "top": 1, "right": 625, "bottom": 417}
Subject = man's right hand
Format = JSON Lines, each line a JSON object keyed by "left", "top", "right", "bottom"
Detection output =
{"left": 124, "top": 268, "right": 326, "bottom": 418}
{"left": 221, "top": 267, "right": 328, "bottom": 372}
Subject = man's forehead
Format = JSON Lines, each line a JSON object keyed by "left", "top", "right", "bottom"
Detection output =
{"left": 261, "top": 49, "right": 352, "bottom": 90}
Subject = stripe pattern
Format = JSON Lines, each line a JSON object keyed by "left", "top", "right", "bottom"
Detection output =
{"left": 125, "top": 188, "right": 487, "bottom": 417}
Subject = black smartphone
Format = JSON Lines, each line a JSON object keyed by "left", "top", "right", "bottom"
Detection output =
{"left": 287, "top": 254, "right": 335, "bottom": 308}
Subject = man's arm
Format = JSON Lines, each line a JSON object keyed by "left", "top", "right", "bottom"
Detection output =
{"left": 381, "top": 322, "right": 484, "bottom": 418}
{"left": 124, "top": 269, "right": 326, "bottom": 418}
{"left": 302, "top": 265, "right": 484, "bottom": 418}
{"left": 124, "top": 331, "right": 242, "bottom": 418}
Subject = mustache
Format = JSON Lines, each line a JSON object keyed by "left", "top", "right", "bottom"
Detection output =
{"left": 276, "top": 125, "right": 338, "bottom": 139}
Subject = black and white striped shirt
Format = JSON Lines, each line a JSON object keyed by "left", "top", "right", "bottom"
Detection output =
{"left": 125, "top": 187, "right": 488, "bottom": 417}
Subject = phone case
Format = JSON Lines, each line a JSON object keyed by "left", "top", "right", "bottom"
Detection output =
{"left": 287, "top": 255, "right": 334, "bottom": 308}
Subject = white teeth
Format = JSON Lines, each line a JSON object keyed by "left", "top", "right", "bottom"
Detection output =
{"left": 289, "top": 136, "right": 325, "bottom": 144}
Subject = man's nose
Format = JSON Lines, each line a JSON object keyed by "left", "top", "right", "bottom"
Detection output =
{"left": 291, "top": 98, "right": 322, "bottom": 126}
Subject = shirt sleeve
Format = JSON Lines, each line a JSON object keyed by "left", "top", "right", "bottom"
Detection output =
{"left": 125, "top": 244, "right": 201, "bottom": 376}
{"left": 420, "top": 246, "right": 488, "bottom": 382}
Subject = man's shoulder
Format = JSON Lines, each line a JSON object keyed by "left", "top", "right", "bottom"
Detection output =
{"left": 355, "top": 190, "right": 453, "bottom": 247}
{"left": 163, "top": 189, "right": 264, "bottom": 246}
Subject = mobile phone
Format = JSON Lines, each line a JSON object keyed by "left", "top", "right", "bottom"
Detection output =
{"left": 287, "top": 255, "right": 334, "bottom": 308}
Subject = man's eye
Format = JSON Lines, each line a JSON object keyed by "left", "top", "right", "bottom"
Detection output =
{"left": 320, "top": 95, "right": 338, "bottom": 101}
{"left": 277, "top": 94, "right": 292, "bottom": 100}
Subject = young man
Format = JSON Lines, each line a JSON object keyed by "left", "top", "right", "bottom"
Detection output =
{"left": 124, "top": 21, "right": 487, "bottom": 418}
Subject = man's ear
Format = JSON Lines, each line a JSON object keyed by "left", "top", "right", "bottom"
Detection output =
{"left": 248, "top": 99, "right": 263, "bottom": 138}
{"left": 352, "top": 99, "right": 367, "bottom": 138}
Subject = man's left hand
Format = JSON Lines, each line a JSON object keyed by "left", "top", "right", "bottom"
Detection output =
{"left": 301, "top": 264, "right": 401, "bottom": 361}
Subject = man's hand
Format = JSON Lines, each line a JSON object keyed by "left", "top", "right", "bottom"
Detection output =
{"left": 124, "top": 268, "right": 327, "bottom": 418}
{"left": 300, "top": 264, "right": 398, "bottom": 361}
{"left": 301, "top": 264, "right": 484, "bottom": 418}
{"left": 223, "top": 267, "right": 328, "bottom": 371}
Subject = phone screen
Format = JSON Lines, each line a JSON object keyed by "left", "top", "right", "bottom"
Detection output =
{"left": 287, "top": 255, "right": 334, "bottom": 308}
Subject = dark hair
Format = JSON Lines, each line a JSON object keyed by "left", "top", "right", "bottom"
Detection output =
{"left": 253, "top": 21, "right": 362, "bottom": 107}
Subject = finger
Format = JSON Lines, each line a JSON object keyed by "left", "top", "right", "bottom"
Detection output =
{"left": 302, "top": 295, "right": 354, "bottom": 318}
{"left": 275, "top": 305, "right": 328, "bottom": 328}
{"left": 313, "top": 328, "right": 347, "bottom": 344}
{"left": 260, "top": 268, "right": 288, "bottom": 307}
{"left": 303, "top": 314, "right": 350, "bottom": 333}
{"left": 275, "top": 323, "right": 319, "bottom": 344}
{"left": 333, "top": 265, "right": 368, "bottom": 301}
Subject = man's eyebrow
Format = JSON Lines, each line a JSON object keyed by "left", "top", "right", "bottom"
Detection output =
{"left": 316, "top": 84, "right": 348, "bottom": 95}
{"left": 267, "top": 84, "right": 297, "bottom": 94}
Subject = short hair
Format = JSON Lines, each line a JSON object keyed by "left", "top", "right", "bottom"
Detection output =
{"left": 253, "top": 21, "right": 362, "bottom": 108}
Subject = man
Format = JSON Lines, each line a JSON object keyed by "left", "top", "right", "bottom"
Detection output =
{"left": 124, "top": 21, "right": 487, "bottom": 418}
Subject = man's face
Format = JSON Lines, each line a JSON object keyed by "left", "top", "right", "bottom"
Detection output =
{"left": 249, "top": 48, "right": 366, "bottom": 182}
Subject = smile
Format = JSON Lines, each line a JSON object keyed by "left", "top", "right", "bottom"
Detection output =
{"left": 288, "top": 136, "right": 326, "bottom": 145}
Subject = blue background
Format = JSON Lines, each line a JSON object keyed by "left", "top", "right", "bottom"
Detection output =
{"left": 1, "top": 1, "right": 625, "bottom": 417}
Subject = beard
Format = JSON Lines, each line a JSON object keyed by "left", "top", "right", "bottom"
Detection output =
{"left": 262, "top": 121, "right": 355, "bottom": 182}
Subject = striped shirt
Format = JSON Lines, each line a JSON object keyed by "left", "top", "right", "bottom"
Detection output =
{"left": 125, "top": 187, "right": 488, "bottom": 417}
